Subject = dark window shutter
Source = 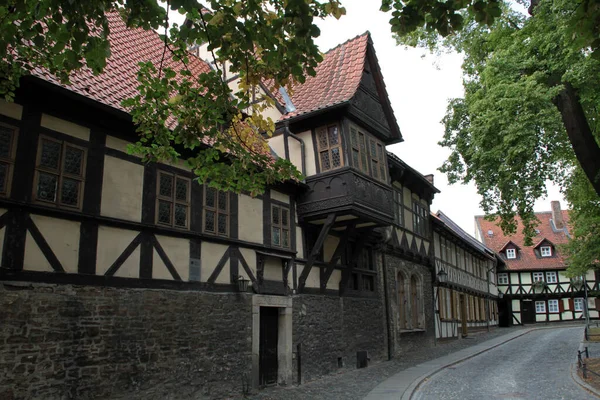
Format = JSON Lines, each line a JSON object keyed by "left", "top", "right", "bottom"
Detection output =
{"left": 559, "top": 299, "right": 564, "bottom": 312}
{"left": 568, "top": 298, "right": 574, "bottom": 311}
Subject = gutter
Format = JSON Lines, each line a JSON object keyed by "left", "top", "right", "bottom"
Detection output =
{"left": 284, "top": 121, "right": 306, "bottom": 176}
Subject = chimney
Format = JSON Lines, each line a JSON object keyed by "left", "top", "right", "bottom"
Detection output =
{"left": 424, "top": 174, "right": 434, "bottom": 185}
{"left": 551, "top": 201, "right": 564, "bottom": 229}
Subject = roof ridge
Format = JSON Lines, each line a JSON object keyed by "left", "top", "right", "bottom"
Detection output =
{"left": 322, "top": 31, "right": 370, "bottom": 55}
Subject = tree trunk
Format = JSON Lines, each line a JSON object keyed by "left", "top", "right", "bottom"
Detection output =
{"left": 553, "top": 82, "right": 600, "bottom": 197}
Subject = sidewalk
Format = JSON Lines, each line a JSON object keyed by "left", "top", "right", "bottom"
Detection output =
{"left": 363, "top": 328, "right": 533, "bottom": 400}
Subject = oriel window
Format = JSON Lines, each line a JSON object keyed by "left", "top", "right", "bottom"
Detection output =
{"left": 0, "top": 123, "right": 18, "bottom": 196}
{"left": 316, "top": 124, "right": 343, "bottom": 172}
{"left": 271, "top": 204, "right": 290, "bottom": 248}
{"left": 204, "top": 186, "right": 229, "bottom": 236}
{"left": 34, "top": 136, "right": 86, "bottom": 209}
{"left": 156, "top": 171, "right": 191, "bottom": 229}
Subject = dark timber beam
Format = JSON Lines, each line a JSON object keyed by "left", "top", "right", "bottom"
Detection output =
{"left": 298, "top": 213, "right": 335, "bottom": 292}
{"left": 320, "top": 222, "right": 356, "bottom": 293}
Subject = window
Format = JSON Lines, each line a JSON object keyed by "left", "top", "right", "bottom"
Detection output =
{"left": 575, "top": 298, "right": 584, "bottom": 312}
{"left": 498, "top": 273, "right": 509, "bottom": 285}
{"left": 203, "top": 187, "right": 229, "bottom": 236}
{"left": 349, "top": 124, "right": 387, "bottom": 182}
{"left": 271, "top": 204, "right": 290, "bottom": 248}
{"left": 506, "top": 248, "right": 516, "bottom": 259}
{"left": 34, "top": 136, "right": 86, "bottom": 209}
{"left": 368, "top": 138, "right": 387, "bottom": 182}
{"left": 545, "top": 271, "right": 557, "bottom": 284}
{"left": 393, "top": 187, "right": 404, "bottom": 227}
{"left": 533, "top": 272, "right": 544, "bottom": 282}
{"left": 535, "top": 301, "right": 546, "bottom": 313}
{"left": 156, "top": 172, "right": 190, "bottom": 229}
{"left": 316, "top": 124, "right": 343, "bottom": 172}
{"left": 548, "top": 299, "right": 559, "bottom": 313}
{"left": 410, "top": 275, "right": 421, "bottom": 328}
{"left": 540, "top": 246, "right": 552, "bottom": 257}
{"left": 412, "top": 201, "right": 429, "bottom": 237}
{"left": 0, "top": 123, "right": 17, "bottom": 196}
{"left": 350, "top": 126, "right": 368, "bottom": 173}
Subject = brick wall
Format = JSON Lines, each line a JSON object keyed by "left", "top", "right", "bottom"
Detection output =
{"left": 0, "top": 282, "right": 252, "bottom": 400}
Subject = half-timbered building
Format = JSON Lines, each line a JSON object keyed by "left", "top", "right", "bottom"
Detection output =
{"left": 475, "top": 201, "right": 598, "bottom": 327}
{"left": 0, "top": 12, "right": 441, "bottom": 399}
{"left": 432, "top": 211, "right": 500, "bottom": 340}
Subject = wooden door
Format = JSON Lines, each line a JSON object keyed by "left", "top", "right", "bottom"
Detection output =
{"left": 460, "top": 294, "right": 468, "bottom": 337}
{"left": 521, "top": 300, "right": 535, "bottom": 324}
{"left": 259, "top": 307, "right": 279, "bottom": 386}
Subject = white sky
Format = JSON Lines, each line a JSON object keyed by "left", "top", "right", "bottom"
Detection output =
{"left": 167, "top": 1, "right": 565, "bottom": 236}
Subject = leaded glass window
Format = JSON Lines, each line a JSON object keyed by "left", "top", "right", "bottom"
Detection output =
{"left": 349, "top": 123, "right": 387, "bottom": 182}
{"left": 271, "top": 204, "right": 290, "bottom": 248}
{"left": 156, "top": 171, "right": 190, "bottom": 229}
{"left": 0, "top": 123, "right": 17, "bottom": 196}
{"left": 316, "top": 124, "right": 343, "bottom": 172}
{"left": 35, "top": 136, "right": 86, "bottom": 209}
{"left": 204, "top": 186, "right": 229, "bottom": 236}
{"left": 412, "top": 200, "right": 429, "bottom": 237}
{"left": 393, "top": 186, "right": 403, "bottom": 227}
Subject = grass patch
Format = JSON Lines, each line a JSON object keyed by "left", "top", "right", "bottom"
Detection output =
{"left": 578, "top": 357, "right": 600, "bottom": 391}
{"left": 588, "top": 327, "right": 600, "bottom": 342}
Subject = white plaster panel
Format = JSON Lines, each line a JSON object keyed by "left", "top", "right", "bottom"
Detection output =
{"left": 295, "top": 226, "right": 304, "bottom": 259}
{"left": 327, "top": 270, "right": 341, "bottom": 290}
{"left": 536, "top": 314, "right": 547, "bottom": 322}
{"left": 561, "top": 312, "right": 573, "bottom": 320}
{"left": 512, "top": 299, "right": 521, "bottom": 311}
{"left": 202, "top": 242, "right": 230, "bottom": 284}
{"left": 261, "top": 104, "right": 283, "bottom": 123}
{"left": 0, "top": 99, "right": 23, "bottom": 120}
{"left": 270, "top": 190, "right": 290, "bottom": 204}
{"left": 154, "top": 234, "right": 190, "bottom": 281}
{"left": 263, "top": 256, "right": 282, "bottom": 281}
{"left": 590, "top": 311, "right": 599, "bottom": 319}
{"left": 323, "top": 235, "right": 339, "bottom": 263}
{"left": 297, "top": 130, "right": 316, "bottom": 177}
{"left": 288, "top": 135, "right": 303, "bottom": 175}
{"left": 548, "top": 314, "right": 560, "bottom": 321}
{"left": 153, "top": 251, "right": 173, "bottom": 281}
{"left": 239, "top": 247, "right": 257, "bottom": 281}
{"left": 96, "top": 226, "right": 140, "bottom": 278}
{"left": 105, "top": 135, "right": 134, "bottom": 155}
{"left": 41, "top": 114, "right": 89, "bottom": 141}
{"left": 520, "top": 273, "right": 532, "bottom": 284}
{"left": 30, "top": 214, "right": 79, "bottom": 273}
{"left": 238, "top": 194, "right": 263, "bottom": 244}
{"left": 558, "top": 271, "right": 569, "bottom": 283}
{"left": 23, "top": 232, "right": 53, "bottom": 272}
{"left": 268, "top": 134, "right": 286, "bottom": 159}
{"left": 101, "top": 155, "right": 144, "bottom": 222}
{"left": 304, "top": 266, "right": 320, "bottom": 288}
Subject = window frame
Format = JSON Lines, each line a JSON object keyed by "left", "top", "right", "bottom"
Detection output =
{"left": 506, "top": 248, "right": 516, "bottom": 259}
{"left": 498, "top": 273, "right": 509, "bottom": 285}
{"left": 545, "top": 271, "right": 557, "bottom": 284}
{"left": 349, "top": 123, "right": 387, "bottom": 182}
{"left": 349, "top": 126, "right": 368, "bottom": 174}
{"left": 203, "top": 186, "right": 230, "bottom": 237}
{"left": 574, "top": 298, "right": 584, "bottom": 312}
{"left": 540, "top": 246, "right": 552, "bottom": 257}
{"left": 412, "top": 200, "right": 429, "bottom": 237}
{"left": 392, "top": 186, "right": 404, "bottom": 227}
{"left": 315, "top": 123, "right": 344, "bottom": 172}
{"left": 34, "top": 135, "right": 87, "bottom": 210}
{"left": 548, "top": 299, "right": 559, "bottom": 313}
{"left": 155, "top": 171, "right": 191, "bottom": 230}
{"left": 0, "top": 122, "right": 18, "bottom": 197}
{"left": 532, "top": 272, "right": 544, "bottom": 282}
{"left": 271, "top": 203, "right": 291, "bottom": 249}
{"left": 535, "top": 301, "right": 546, "bottom": 314}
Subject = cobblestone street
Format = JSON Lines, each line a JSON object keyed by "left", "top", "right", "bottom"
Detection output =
{"left": 240, "top": 326, "right": 529, "bottom": 400}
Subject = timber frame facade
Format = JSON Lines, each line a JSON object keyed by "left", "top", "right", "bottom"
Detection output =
{"left": 1, "top": 12, "right": 444, "bottom": 399}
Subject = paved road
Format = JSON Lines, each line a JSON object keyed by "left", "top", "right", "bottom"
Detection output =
{"left": 413, "top": 327, "right": 595, "bottom": 400}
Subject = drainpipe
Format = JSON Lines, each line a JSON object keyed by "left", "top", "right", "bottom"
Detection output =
{"left": 381, "top": 252, "right": 393, "bottom": 360}
{"left": 284, "top": 122, "right": 306, "bottom": 176}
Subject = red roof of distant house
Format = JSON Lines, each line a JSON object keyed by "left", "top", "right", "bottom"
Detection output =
{"left": 475, "top": 210, "right": 571, "bottom": 271}
{"left": 32, "top": 11, "right": 212, "bottom": 114}
{"left": 280, "top": 32, "right": 369, "bottom": 120}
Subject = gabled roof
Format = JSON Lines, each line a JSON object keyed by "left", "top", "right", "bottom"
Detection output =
{"left": 432, "top": 211, "right": 495, "bottom": 260}
{"left": 475, "top": 209, "right": 571, "bottom": 271}
{"left": 32, "top": 11, "right": 212, "bottom": 115}
{"left": 532, "top": 238, "right": 554, "bottom": 249}
{"left": 498, "top": 240, "right": 520, "bottom": 252}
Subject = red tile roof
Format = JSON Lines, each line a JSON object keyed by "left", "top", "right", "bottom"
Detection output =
{"left": 475, "top": 210, "right": 571, "bottom": 271}
{"left": 33, "top": 11, "right": 212, "bottom": 114}
{"left": 280, "top": 32, "right": 369, "bottom": 120}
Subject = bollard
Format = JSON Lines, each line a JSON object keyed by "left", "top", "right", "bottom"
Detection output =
{"left": 586, "top": 346, "right": 589, "bottom": 358}
{"left": 578, "top": 351, "right": 583, "bottom": 367}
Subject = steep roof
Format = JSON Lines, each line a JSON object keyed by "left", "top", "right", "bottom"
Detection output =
{"left": 32, "top": 11, "right": 212, "bottom": 114}
{"left": 280, "top": 32, "right": 369, "bottom": 121}
{"left": 433, "top": 211, "right": 495, "bottom": 259}
{"left": 475, "top": 210, "right": 571, "bottom": 271}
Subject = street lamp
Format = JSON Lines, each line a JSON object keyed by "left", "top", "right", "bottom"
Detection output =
{"left": 235, "top": 275, "right": 250, "bottom": 292}
{"left": 437, "top": 268, "right": 448, "bottom": 284}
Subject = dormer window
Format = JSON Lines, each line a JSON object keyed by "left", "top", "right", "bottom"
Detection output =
{"left": 540, "top": 246, "right": 552, "bottom": 257}
{"left": 506, "top": 248, "right": 516, "bottom": 259}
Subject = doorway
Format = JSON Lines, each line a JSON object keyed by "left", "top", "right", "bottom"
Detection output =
{"left": 521, "top": 300, "right": 535, "bottom": 324}
{"left": 498, "top": 299, "right": 510, "bottom": 327}
{"left": 259, "top": 306, "right": 279, "bottom": 386}
{"left": 459, "top": 294, "right": 468, "bottom": 337}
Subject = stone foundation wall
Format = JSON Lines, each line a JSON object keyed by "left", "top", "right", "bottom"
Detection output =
{"left": 0, "top": 282, "right": 253, "bottom": 400}
{"left": 291, "top": 294, "right": 385, "bottom": 384}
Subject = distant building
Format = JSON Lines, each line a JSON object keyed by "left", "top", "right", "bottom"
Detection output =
{"left": 432, "top": 211, "right": 500, "bottom": 340}
{"left": 475, "top": 201, "right": 597, "bottom": 326}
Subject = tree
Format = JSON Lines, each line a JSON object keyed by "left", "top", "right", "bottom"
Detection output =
{"left": 395, "top": 0, "right": 600, "bottom": 274}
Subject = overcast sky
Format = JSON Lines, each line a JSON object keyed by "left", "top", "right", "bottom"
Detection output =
{"left": 169, "top": 1, "right": 564, "bottom": 237}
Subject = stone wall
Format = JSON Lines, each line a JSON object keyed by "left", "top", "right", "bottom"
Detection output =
{"left": 0, "top": 282, "right": 253, "bottom": 400}
{"left": 291, "top": 294, "right": 386, "bottom": 384}
{"left": 381, "top": 253, "right": 435, "bottom": 355}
